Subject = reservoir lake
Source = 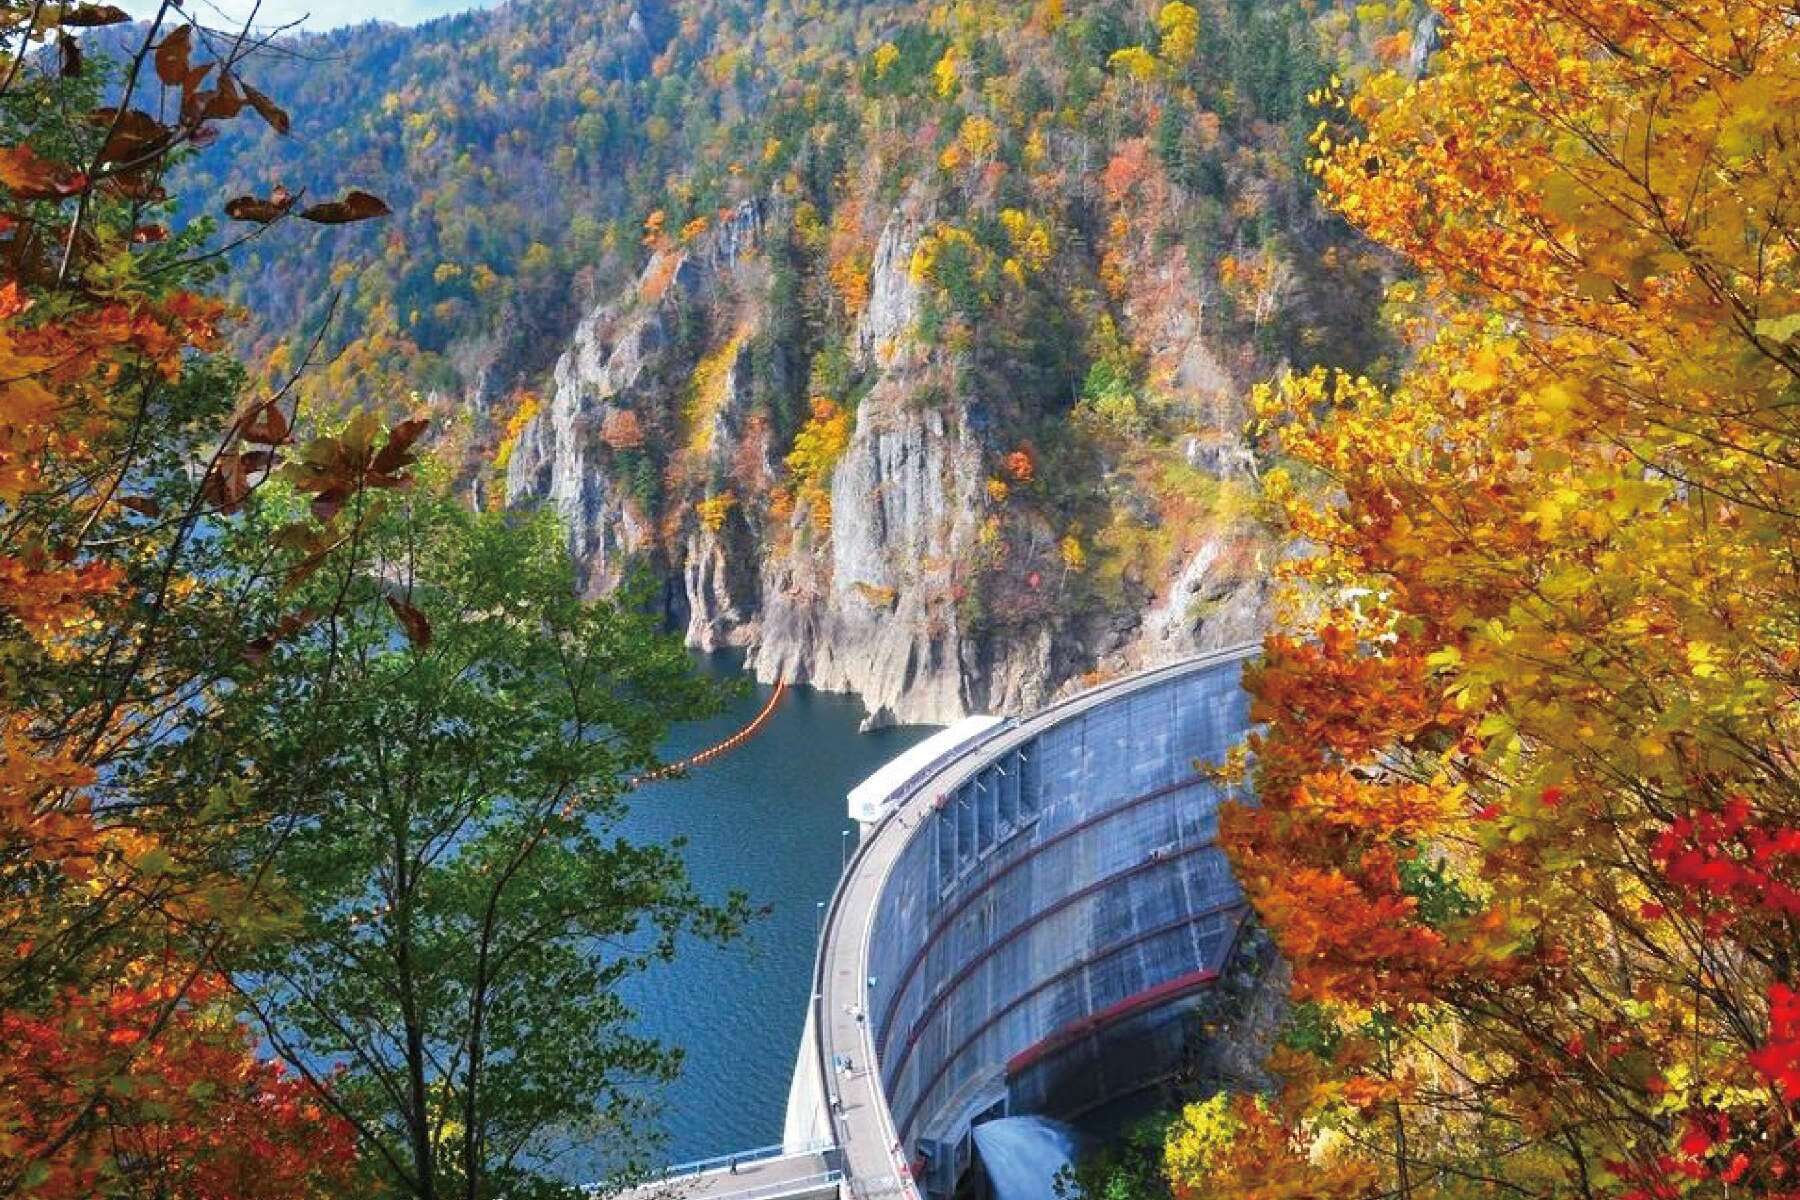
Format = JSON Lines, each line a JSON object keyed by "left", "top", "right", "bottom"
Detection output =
{"left": 617, "top": 654, "right": 935, "bottom": 1165}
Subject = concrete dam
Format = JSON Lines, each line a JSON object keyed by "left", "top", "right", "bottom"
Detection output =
{"left": 620, "top": 645, "right": 1258, "bottom": 1200}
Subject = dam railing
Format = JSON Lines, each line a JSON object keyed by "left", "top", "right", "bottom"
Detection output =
{"left": 705, "top": 1169, "right": 844, "bottom": 1200}
{"left": 594, "top": 1140, "right": 837, "bottom": 1200}
{"left": 810, "top": 645, "right": 1261, "bottom": 1200}
{"left": 651, "top": 1138, "right": 835, "bottom": 1182}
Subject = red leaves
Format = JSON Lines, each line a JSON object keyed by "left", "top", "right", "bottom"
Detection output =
{"left": 56, "top": 4, "right": 131, "bottom": 25}
{"left": 207, "top": 408, "right": 423, "bottom": 521}
{"left": 386, "top": 594, "right": 432, "bottom": 650}
{"left": 240, "top": 399, "right": 292, "bottom": 446}
{"left": 1100, "top": 137, "right": 1151, "bottom": 204}
{"left": 153, "top": 26, "right": 198, "bottom": 89}
{"left": 1651, "top": 799, "right": 1800, "bottom": 924}
{"left": 57, "top": 33, "right": 81, "bottom": 78}
{"left": 244, "top": 607, "right": 320, "bottom": 665}
{"left": 225, "top": 186, "right": 295, "bottom": 224}
{"left": 90, "top": 108, "right": 174, "bottom": 171}
{"left": 600, "top": 407, "right": 645, "bottom": 449}
{"left": 0, "top": 144, "right": 87, "bottom": 201}
{"left": 373, "top": 415, "right": 428, "bottom": 474}
{"left": 297, "top": 189, "right": 392, "bottom": 225}
{"left": 185, "top": 72, "right": 289, "bottom": 135}
{"left": 0, "top": 20, "right": 406, "bottom": 1197}
{"left": 1228, "top": 848, "right": 1462, "bottom": 1008}
{"left": 25, "top": 19, "right": 300, "bottom": 222}
{"left": 0, "top": 974, "right": 359, "bottom": 1200}
{"left": 242, "top": 82, "right": 292, "bottom": 135}
{"left": 285, "top": 413, "right": 429, "bottom": 524}
{"left": 230, "top": 187, "right": 392, "bottom": 228}
{"left": 1677, "top": 1117, "right": 1718, "bottom": 1158}
{"left": 202, "top": 451, "right": 256, "bottom": 514}
{"left": 183, "top": 65, "right": 288, "bottom": 139}
{"left": 0, "top": 14, "right": 305, "bottom": 252}
{"left": 1748, "top": 984, "right": 1800, "bottom": 1101}
{"left": 194, "top": 71, "right": 244, "bottom": 121}
{"left": 1246, "top": 629, "right": 1448, "bottom": 776}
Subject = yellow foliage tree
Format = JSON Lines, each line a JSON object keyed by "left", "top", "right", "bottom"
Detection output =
{"left": 1184, "top": 3, "right": 1800, "bottom": 1198}
{"left": 958, "top": 115, "right": 1000, "bottom": 161}
{"left": 696, "top": 492, "right": 738, "bottom": 533}
{"left": 492, "top": 390, "right": 542, "bottom": 473}
{"left": 1108, "top": 45, "right": 1158, "bottom": 83}
{"left": 999, "top": 209, "right": 1053, "bottom": 274}
{"left": 1059, "top": 533, "right": 1086, "bottom": 574}
{"left": 933, "top": 45, "right": 961, "bottom": 98}
{"left": 1157, "top": 2, "right": 1200, "bottom": 66}
{"left": 685, "top": 333, "right": 746, "bottom": 455}
{"left": 785, "top": 398, "right": 853, "bottom": 534}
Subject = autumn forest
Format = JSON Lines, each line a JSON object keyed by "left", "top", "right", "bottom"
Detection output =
{"left": 2, "top": 1, "right": 1798, "bottom": 1199}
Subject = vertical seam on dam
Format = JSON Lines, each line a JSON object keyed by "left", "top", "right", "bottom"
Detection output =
{"left": 891, "top": 896, "right": 1250, "bottom": 1143}
{"left": 874, "top": 771, "right": 1217, "bottom": 1042}
{"left": 809, "top": 645, "right": 1261, "bottom": 1200}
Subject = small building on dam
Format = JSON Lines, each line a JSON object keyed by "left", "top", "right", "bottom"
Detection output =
{"left": 779, "top": 644, "right": 1261, "bottom": 1200}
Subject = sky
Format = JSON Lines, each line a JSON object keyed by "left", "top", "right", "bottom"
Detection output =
{"left": 124, "top": 0, "right": 496, "bottom": 32}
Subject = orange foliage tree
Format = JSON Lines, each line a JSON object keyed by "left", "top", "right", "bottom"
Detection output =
{"left": 1, "top": 4, "right": 399, "bottom": 1193}
{"left": 1171, "top": 3, "right": 1800, "bottom": 1199}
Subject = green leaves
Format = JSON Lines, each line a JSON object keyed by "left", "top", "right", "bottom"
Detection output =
{"left": 181, "top": 490, "right": 741, "bottom": 1196}
{"left": 1754, "top": 313, "right": 1800, "bottom": 344}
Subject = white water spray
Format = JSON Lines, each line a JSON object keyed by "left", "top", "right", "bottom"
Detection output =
{"left": 972, "top": 1116, "right": 1082, "bottom": 1200}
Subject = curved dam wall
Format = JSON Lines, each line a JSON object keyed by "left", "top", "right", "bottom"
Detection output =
{"left": 860, "top": 652, "right": 1256, "bottom": 1195}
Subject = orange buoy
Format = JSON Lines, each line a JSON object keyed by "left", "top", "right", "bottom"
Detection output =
{"left": 633, "top": 679, "right": 787, "bottom": 785}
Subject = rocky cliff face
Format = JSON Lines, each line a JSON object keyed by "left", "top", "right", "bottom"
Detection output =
{"left": 506, "top": 202, "right": 768, "bottom": 595}
{"left": 748, "top": 194, "right": 985, "bottom": 726}
{"left": 507, "top": 188, "right": 1280, "bottom": 728}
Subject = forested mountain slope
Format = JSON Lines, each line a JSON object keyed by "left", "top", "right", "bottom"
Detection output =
{"left": 189, "top": 0, "right": 1426, "bottom": 723}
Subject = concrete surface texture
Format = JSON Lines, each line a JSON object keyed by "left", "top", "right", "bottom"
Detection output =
{"left": 805, "top": 647, "right": 1259, "bottom": 1200}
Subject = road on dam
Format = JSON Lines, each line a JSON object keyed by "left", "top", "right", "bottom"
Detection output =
{"left": 812, "top": 646, "right": 1258, "bottom": 1200}
{"left": 605, "top": 646, "right": 1257, "bottom": 1200}
{"left": 612, "top": 1146, "right": 838, "bottom": 1200}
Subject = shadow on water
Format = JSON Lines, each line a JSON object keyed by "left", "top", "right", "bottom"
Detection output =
{"left": 608, "top": 651, "right": 936, "bottom": 1166}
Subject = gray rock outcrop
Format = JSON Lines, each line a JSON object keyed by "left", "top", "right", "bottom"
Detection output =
{"left": 507, "top": 189, "right": 1271, "bottom": 728}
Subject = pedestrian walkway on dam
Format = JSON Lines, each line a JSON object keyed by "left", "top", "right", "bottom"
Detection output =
{"left": 602, "top": 647, "right": 1258, "bottom": 1200}
{"left": 812, "top": 646, "right": 1258, "bottom": 1200}
{"left": 814, "top": 700, "right": 1026, "bottom": 1199}
{"left": 606, "top": 1142, "right": 838, "bottom": 1200}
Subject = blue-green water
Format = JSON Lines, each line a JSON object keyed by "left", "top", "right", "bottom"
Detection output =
{"left": 618, "top": 654, "right": 935, "bottom": 1164}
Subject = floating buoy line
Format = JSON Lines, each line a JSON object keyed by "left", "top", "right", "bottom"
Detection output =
{"left": 633, "top": 679, "right": 788, "bottom": 785}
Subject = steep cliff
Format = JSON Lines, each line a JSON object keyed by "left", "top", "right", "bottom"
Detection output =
{"left": 301, "top": 0, "right": 1398, "bottom": 727}
{"left": 177, "top": 0, "right": 1411, "bottom": 723}
{"left": 505, "top": 181, "right": 1327, "bottom": 727}
{"left": 506, "top": 201, "right": 772, "bottom": 601}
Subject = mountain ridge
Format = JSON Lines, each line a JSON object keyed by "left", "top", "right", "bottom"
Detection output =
{"left": 177, "top": 0, "right": 1412, "bottom": 721}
